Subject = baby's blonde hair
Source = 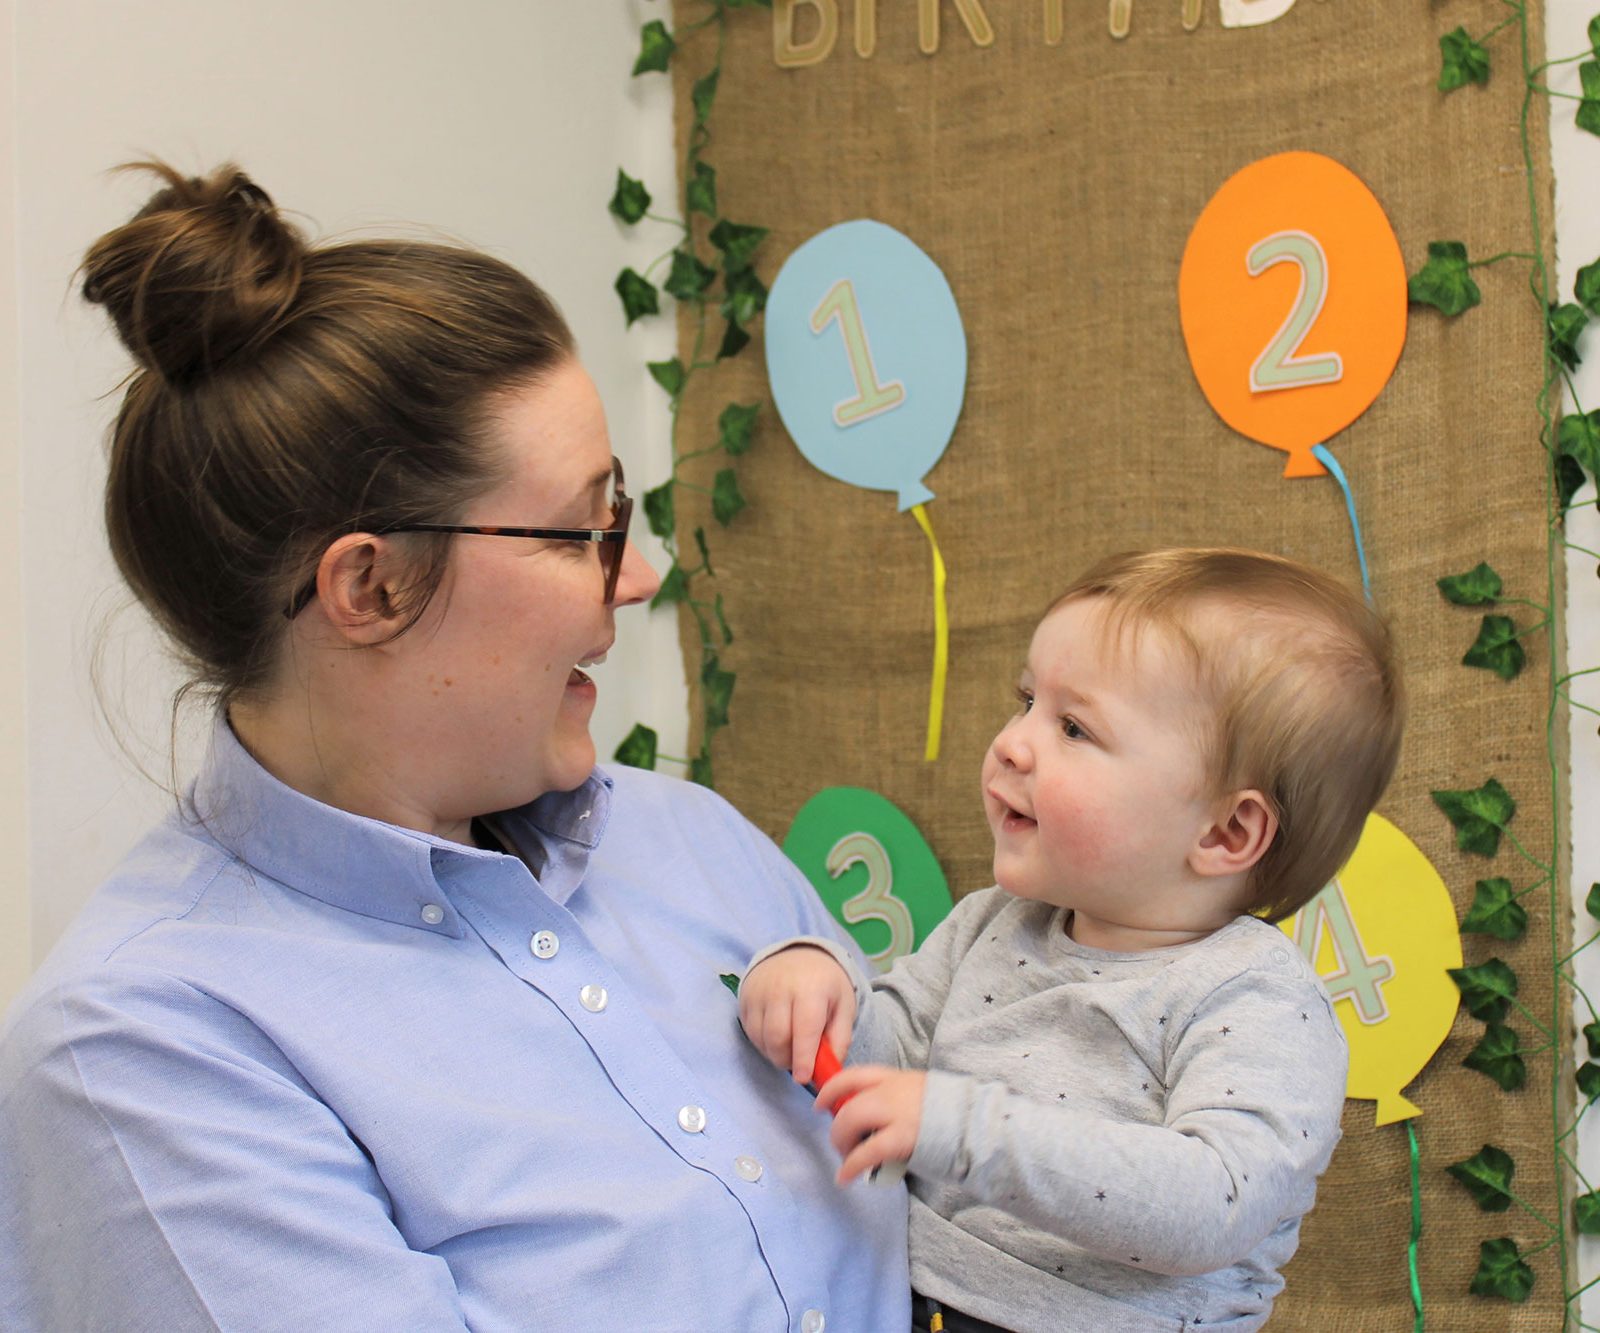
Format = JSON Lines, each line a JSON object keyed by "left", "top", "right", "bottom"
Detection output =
{"left": 1051, "top": 548, "right": 1405, "bottom": 922}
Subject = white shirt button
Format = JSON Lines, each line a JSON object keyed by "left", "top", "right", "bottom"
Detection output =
{"left": 677, "top": 1104, "right": 707, "bottom": 1134}
{"left": 531, "top": 930, "right": 559, "bottom": 959}
{"left": 580, "top": 984, "right": 608, "bottom": 1013}
{"left": 801, "top": 1310, "right": 826, "bottom": 1333}
{"left": 734, "top": 1155, "right": 763, "bottom": 1183}
{"left": 1271, "top": 946, "right": 1291, "bottom": 966}
{"left": 419, "top": 904, "right": 444, "bottom": 926}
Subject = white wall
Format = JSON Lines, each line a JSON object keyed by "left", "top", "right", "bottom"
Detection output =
{"left": 2, "top": 0, "right": 685, "bottom": 1009}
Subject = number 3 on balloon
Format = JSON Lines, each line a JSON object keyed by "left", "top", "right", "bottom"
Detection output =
{"left": 828, "top": 831, "right": 913, "bottom": 968}
{"left": 811, "top": 279, "right": 906, "bottom": 427}
{"left": 1247, "top": 231, "right": 1344, "bottom": 394}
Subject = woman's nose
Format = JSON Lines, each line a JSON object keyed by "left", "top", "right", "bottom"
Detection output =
{"left": 612, "top": 538, "right": 661, "bottom": 608}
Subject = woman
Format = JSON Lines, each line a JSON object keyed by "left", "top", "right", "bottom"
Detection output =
{"left": 0, "top": 164, "right": 908, "bottom": 1332}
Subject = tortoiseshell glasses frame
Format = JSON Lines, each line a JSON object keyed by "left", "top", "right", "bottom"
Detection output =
{"left": 284, "top": 458, "right": 632, "bottom": 618}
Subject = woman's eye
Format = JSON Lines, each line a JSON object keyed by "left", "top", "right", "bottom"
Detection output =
{"left": 1061, "top": 716, "right": 1086, "bottom": 740}
{"left": 1013, "top": 686, "right": 1034, "bottom": 714}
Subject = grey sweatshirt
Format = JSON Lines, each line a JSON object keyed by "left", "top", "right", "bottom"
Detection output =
{"left": 772, "top": 888, "right": 1348, "bottom": 1332}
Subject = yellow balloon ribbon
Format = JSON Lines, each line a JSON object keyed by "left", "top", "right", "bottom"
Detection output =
{"left": 909, "top": 503, "right": 948, "bottom": 762}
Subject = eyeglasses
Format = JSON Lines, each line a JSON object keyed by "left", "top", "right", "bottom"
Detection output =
{"left": 285, "top": 457, "right": 633, "bottom": 618}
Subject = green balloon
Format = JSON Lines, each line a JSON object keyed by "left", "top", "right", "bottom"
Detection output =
{"left": 783, "top": 786, "right": 953, "bottom": 972}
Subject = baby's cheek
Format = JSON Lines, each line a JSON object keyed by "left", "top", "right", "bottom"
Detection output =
{"left": 1039, "top": 795, "right": 1114, "bottom": 870}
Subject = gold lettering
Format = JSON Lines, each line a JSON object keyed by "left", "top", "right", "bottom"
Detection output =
{"left": 1111, "top": 0, "right": 1206, "bottom": 37}
{"left": 917, "top": 0, "right": 996, "bottom": 55}
{"left": 774, "top": 0, "right": 839, "bottom": 68}
{"left": 1220, "top": 0, "right": 1297, "bottom": 26}
{"left": 1109, "top": 0, "right": 1131, "bottom": 37}
{"left": 856, "top": 0, "right": 877, "bottom": 57}
{"left": 1043, "top": 0, "right": 1063, "bottom": 44}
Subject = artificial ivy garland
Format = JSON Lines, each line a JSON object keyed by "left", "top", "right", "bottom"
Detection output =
{"left": 610, "top": 0, "right": 774, "bottom": 787}
{"left": 1418, "top": 2, "right": 1600, "bottom": 1313}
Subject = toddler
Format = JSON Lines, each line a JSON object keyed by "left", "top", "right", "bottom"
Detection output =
{"left": 739, "top": 548, "right": 1404, "bottom": 1333}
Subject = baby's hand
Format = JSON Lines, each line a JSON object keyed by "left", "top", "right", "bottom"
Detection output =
{"left": 815, "top": 1065, "right": 926, "bottom": 1185}
{"left": 739, "top": 945, "right": 856, "bottom": 1085}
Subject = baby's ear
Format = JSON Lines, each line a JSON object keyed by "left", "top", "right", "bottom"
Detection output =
{"left": 1189, "top": 790, "right": 1278, "bottom": 880}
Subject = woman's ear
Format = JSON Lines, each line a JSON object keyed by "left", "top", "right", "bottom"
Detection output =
{"left": 1189, "top": 790, "right": 1278, "bottom": 880}
{"left": 308, "top": 534, "right": 416, "bottom": 644}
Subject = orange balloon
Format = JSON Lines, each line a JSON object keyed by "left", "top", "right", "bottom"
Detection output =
{"left": 1179, "top": 152, "right": 1407, "bottom": 478}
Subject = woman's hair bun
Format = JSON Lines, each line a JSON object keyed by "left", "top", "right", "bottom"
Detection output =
{"left": 81, "top": 161, "right": 305, "bottom": 383}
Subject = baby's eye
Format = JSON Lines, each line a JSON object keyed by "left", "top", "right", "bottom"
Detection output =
{"left": 1013, "top": 686, "right": 1034, "bottom": 714}
{"left": 1060, "top": 715, "right": 1086, "bottom": 741}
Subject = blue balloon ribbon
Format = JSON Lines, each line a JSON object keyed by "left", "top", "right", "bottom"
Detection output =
{"left": 1312, "top": 443, "right": 1371, "bottom": 604}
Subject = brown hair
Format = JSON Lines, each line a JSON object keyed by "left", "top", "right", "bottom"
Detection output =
{"left": 1052, "top": 548, "right": 1405, "bottom": 922}
{"left": 81, "top": 161, "right": 574, "bottom": 707}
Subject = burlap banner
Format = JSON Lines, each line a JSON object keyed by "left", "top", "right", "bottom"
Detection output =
{"left": 670, "top": 2, "right": 1563, "bottom": 1325}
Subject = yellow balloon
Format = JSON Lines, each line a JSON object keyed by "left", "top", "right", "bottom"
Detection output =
{"left": 1279, "top": 813, "right": 1462, "bottom": 1126}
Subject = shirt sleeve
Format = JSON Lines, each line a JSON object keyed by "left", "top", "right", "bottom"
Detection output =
{"left": 0, "top": 970, "right": 471, "bottom": 1333}
{"left": 906, "top": 969, "right": 1348, "bottom": 1277}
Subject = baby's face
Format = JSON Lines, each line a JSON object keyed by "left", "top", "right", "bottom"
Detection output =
{"left": 981, "top": 598, "right": 1219, "bottom": 937}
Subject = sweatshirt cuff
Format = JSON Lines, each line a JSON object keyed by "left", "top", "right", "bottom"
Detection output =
{"left": 907, "top": 1067, "right": 976, "bottom": 1185}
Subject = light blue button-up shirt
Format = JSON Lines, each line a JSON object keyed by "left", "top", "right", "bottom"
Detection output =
{"left": 0, "top": 719, "right": 909, "bottom": 1332}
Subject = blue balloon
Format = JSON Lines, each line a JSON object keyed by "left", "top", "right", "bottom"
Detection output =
{"left": 765, "top": 220, "right": 967, "bottom": 511}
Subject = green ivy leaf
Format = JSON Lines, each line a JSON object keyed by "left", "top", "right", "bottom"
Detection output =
{"left": 633, "top": 19, "right": 676, "bottom": 75}
{"left": 693, "top": 526, "right": 714, "bottom": 576}
{"left": 1579, "top": 61, "right": 1600, "bottom": 136}
{"left": 701, "top": 654, "right": 736, "bottom": 729}
{"left": 1578, "top": 1190, "right": 1600, "bottom": 1234}
{"left": 1462, "top": 614, "right": 1526, "bottom": 681}
{"left": 1447, "top": 958, "right": 1518, "bottom": 1022}
{"left": 709, "top": 219, "right": 769, "bottom": 273}
{"left": 1584, "top": 1019, "right": 1600, "bottom": 1058}
{"left": 717, "top": 320, "right": 751, "bottom": 360}
{"left": 1446, "top": 1144, "right": 1516, "bottom": 1212}
{"left": 1559, "top": 452, "right": 1590, "bottom": 510}
{"left": 1590, "top": 14, "right": 1600, "bottom": 56}
{"left": 1408, "top": 241, "right": 1481, "bottom": 316}
{"left": 1437, "top": 562, "right": 1502, "bottom": 606}
{"left": 1469, "top": 1237, "right": 1535, "bottom": 1302}
{"left": 1438, "top": 27, "right": 1491, "bottom": 91}
{"left": 1581, "top": 1062, "right": 1600, "bottom": 1102}
{"left": 609, "top": 169, "right": 652, "bottom": 225}
{"left": 714, "top": 592, "right": 733, "bottom": 645}
{"left": 689, "top": 751, "right": 714, "bottom": 788}
{"left": 722, "top": 267, "right": 769, "bottom": 328}
{"left": 664, "top": 250, "right": 717, "bottom": 303}
{"left": 647, "top": 357, "right": 687, "bottom": 396}
{"left": 1462, "top": 1021, "right": 1526, "bottom": 1092}
{"left": 1577, "top": 258, "right": 1600, "bottom": 315}
{"left": 686, "top": 161, "right": 717, "bottom": 218}
{"left": 643, "top": 481, "right": 675, "bottom": 541}
{"left": 719, "top": 401, "right": 760, "bottom": 455}
{"left": 615, "top": 268, "right": 660, "bottom": 326}
{"left": 719, "top": 971, "right": 741, "bottom": 996}
{"left": 1549, "top": 301, "right": 1590, "bottom": 369}
{"left": 1588, "top": 882, "right": 1600, "bottom": 920}
{"left": 1559, "top": 411, "right": 1600, "bottom": 484}
{"left": 692, "top": 68, "right": 720, "bottom": 125}
{"left": 651, "top": 562, "right": 690, "bottom": 609}
{"left": 1461, "top": 877, "right": 1527, "bottom": 940}
{"left": 712, "top": 468, "right": 746, "bottom": 526}
{"left": 1431, "top": 778, "right": 1516, "bottom": 857}
{"left": 613, "top": 723, "right": 658, "bottom": 770}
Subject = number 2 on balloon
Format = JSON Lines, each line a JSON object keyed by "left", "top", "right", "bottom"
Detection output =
{"left": 811, "top": 279, "right": 906, "bottom": 427}
{"left": 1246, "top": 230, "right": 1344, "bottom": 394}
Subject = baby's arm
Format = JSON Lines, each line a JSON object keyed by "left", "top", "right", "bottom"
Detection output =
{"left": 907, "top": 970, "right": 1348, "bottom": 1276}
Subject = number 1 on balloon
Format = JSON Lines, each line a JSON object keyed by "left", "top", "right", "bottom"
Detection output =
{"left": 811, "top": 279, "right": 906, "bottom": 427}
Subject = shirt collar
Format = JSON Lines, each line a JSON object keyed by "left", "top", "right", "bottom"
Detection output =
{"left": 189, "top": 713, "right": 613, "bottom": 933}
